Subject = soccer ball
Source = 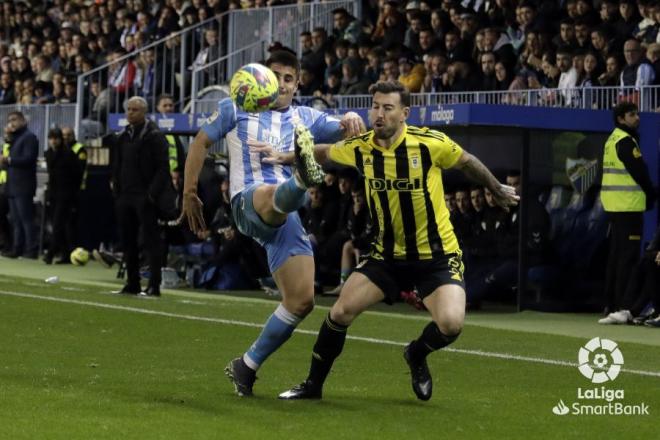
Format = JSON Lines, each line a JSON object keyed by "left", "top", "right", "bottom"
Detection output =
{"left": 229, "top": 63, "right": 279, "bottom": 113}
{"left": 70, "top": 247, "right": 90, "bottom": 266}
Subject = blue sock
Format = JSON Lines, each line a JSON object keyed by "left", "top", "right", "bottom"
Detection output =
{"left": 272, "top": 175, "right": 307, "bottom": 214}
{"left": 244, "top": 304, "right": 302, "bottom": 370}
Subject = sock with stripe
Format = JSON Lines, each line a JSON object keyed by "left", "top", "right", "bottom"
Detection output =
{"left": 307, "top": 313, "right": 348, "bottom": 387}
{"left": 407, "top": 322, "right": 460, "bottom": 363}
{"left": 243, "top": 304, "right": 302, "bottom": 371}
{"left": 272, "top": 175, "right": 307, "bottom": 214}
{"left": 340, "top": 270, "right": 350, "bottom": 284}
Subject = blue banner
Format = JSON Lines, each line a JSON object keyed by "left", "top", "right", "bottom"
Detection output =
{"left": 108, "top": 104, "right": 614, "bottom": 134}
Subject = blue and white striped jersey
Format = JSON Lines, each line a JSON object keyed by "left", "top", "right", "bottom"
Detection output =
{"left": 202, "top": 98, "right": 343, "bottom": 198}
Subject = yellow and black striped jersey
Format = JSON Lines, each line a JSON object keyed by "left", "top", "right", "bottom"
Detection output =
{"left": 328, "top": 124, "right": 462, "bottom": 261}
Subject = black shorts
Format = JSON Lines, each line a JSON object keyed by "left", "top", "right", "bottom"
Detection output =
{"left": 354, "top": 252, "right": 465, "bottom": 305}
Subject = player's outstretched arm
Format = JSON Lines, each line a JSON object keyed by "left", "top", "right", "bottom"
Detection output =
{"left": 453, "top": 151, "right": 519, "bottom": 210}
{"left": 180, "top": 130, "right": 213, "bottom": 234}
{"left": 250, "top": 141, "right": 333, "bottom": 166}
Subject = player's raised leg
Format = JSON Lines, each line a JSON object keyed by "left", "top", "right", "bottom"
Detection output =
{"left": 279, "top": 272, "right": 385, "bottom": 400}
{"left": 404, "top": 283, "right": 466, "bottom": 401}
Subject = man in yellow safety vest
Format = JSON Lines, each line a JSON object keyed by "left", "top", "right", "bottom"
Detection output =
{"left": 156, "top": 94, "right": 186, "bottom": 189}
{"left": 599, "top": 102, "right": 657, "bottom": 324}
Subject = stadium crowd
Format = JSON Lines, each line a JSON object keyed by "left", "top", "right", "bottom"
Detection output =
{"left": 0, "top": 0, "right": 658, "bottom": 322}
{"left": 0, "top": 0, "right": 659, "bottom": 109}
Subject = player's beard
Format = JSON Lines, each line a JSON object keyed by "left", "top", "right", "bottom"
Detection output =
{"left": 373, "top": 124, "right": 397, "bottom": 140}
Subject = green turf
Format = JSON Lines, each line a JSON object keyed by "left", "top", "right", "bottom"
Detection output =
{"left": 0, "top": 258, "right": 657, "bottom": 439}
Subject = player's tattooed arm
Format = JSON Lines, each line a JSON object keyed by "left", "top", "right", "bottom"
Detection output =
{"left": 454, "top": 151, "right": 519, "bottom": 210}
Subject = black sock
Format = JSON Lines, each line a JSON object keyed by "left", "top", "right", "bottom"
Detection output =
{"left": 307, "top": 314, "right": 348, "bottom": 387}
{"left": 408, "top": 322, "right": 460, "bottom": 362}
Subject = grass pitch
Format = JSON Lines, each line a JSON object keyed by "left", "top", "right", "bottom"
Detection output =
{"left": 0, "top": 258, "right": 657, "bottom": 439}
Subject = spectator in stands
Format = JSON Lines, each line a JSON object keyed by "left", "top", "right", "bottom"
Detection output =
{"left": 444, "top": 29, "right": 470, "bottom": 62}
{"left": 443, "top": 60, "right": 478, "bottom": 92}
{"left": 404, "top": 11, "right": 424, "bottom": 56}
{"left": 364, "top": 48, "right": 383, "bottom": 85}
{"left": 620, "top": 38, "right": 656, "bottom": 86}
{"left": 598, "top": 54, "right": 623, "bottom": 86}
{"left": 1, "top": 111, "right": 38, "bottom": 259}
{"left": 554, "top": 18, "right": 578, "bottom": 51}
{"left": 648, "top": 43, "right": 660, "bottom": 84}
{"left": 339, "top": 57, "right": 370, "bottom": 95}
{"left": 556, "top": 47, "right": 578, "bottom": 105}
{"left": 418, "top": 27, "right": 442, "bottom": 59}
{"left": 381, "top": 56, "right": 400, "bottom": 82}
{"left": 304, "top": 27, "right": 329, "bottom": 79}
{"left": 580, "top": 51, "right": 602, "bottom": 87}
{"left": 332, "top": 7, "right": 363, "bottom": 44}
{"left": 615, "top": 0, "right": 640, "bottom": 41}
{"left": 494, "top": 61, "right": 514, "bottom": 90}
{"left": 398, "top": 53, "right": 425, "bottom": 93}
{"left": 108, "top": 48, "right": 137, "bottom": 103}
{"left": 600, "top": 102, "right": 656, "bottom": 316}
{"left": 299, "top": 63, "right": 322, "bottom": 97}
{"left": 421, "top": 52, "right": 448, "bottom": 93}
{"left": 380, "top": 9, "right": 407, "bottom": 48}
{"left": 574, "top": 19, "right": 593, "bottom": 51}
{"left": 575, "top": 0, "right": 599, "bottom": 27}
{"left": 483, "top": 27, "right": 516, "bottom": 71}
{"left": 478, "top": 51, "right": 498, "bottom": 91}
{"left": 0, "top": 72, "right": 15, "bottom": 104}
{"left": 633, "top": 0, "right": 657, "bottom": 43}
{"left": 590, "top": 27, "right": 614, "bottom": 63}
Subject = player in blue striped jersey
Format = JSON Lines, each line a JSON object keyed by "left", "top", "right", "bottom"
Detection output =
{"left": 181, "top": 50, "right": 365, "bottom": 397}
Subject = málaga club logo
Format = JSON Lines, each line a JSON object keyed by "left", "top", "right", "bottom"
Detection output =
{"left": 578, "top": 337, "right": 624, "bottom": 383}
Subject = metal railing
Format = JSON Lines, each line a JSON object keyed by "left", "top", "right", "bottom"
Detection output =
{"left": 0, "top": 103, "right": 76, "bottom": 155}
{"left": 293, "top": 85, "right": 660, "bottom": 112}
{"left": 190, "top": 0, "right": 356, "bottom": 113}
{"left": 75, "top": 0, "right": 355, "bottom": 139}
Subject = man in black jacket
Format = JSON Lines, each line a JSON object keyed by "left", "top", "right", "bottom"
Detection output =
{"left": 0, "top": 111, "right": 38, "bottom": 259}
{"left": 111, "top": 96, "right": 170, "bottom": 296}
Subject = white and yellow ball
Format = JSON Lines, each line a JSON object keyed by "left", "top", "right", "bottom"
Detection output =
{"left": 229, "top": 63, "right": 279, "bottom": 113}
{"left": 70, "top": 247, "right": 90, "bottom": 266}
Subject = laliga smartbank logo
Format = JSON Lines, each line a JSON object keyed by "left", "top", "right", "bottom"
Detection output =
{"left": 551, "top": 337, "right": 649, "bottom": 416}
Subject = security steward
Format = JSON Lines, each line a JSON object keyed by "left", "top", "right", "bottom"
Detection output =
{"left": 601, "top": 102, "right": 657, "bottom": 313}
{"left": 156, "top": 94, "right": 186, "bottom": 181}
{"left": 62, "top": 126, "right": 88, "bottom": 191}
{"left": 111, "top": 96, "right": 170, "bottom": 297}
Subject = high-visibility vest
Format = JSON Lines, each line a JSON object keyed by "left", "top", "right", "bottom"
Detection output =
{"left": 0, "top": 142, "right": 9, "bottom": 185}
{"left": 165, "top": 135, "right": 178, "bottom": 172}
{"left": 600, "top": 127, "right": 646, "bottom": 212}
{"left": 71, "top": 141, "right": 88, "bottom": 190}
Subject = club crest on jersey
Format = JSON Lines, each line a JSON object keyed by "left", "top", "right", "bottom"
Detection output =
{"left": 410, "top": 155, "right": 419, "bottom": 168}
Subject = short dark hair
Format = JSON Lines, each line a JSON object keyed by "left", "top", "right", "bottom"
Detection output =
{"left": 48, "top": 127, "right": 63, "bottom": 139}
{"left": 265, "top": 50, "right": 300, "bottom": 77}
{"left": 157, "top": 94, "right": 174, "bottom": 104}
{"left": 506, "top": 169, "right": 521, "bottom": 178}
{"left": 368, "top": 80, "right": 410, "bottom": 107}
{"left": 8, "top": 111, "right": 25, "bottom": 120}
{"left": 613, "top": 102, "right": 638, "bottom": 124}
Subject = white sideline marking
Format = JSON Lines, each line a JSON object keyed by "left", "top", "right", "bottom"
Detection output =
{"left": 2, "top": 289, "right": 660, "bottom": 379}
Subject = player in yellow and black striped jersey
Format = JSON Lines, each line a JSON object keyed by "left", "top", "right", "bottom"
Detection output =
{"left": 328, "top": 124, "right": 462, "bottom": 261}
{"left": 266, "top": 81, "right": 519, "bottom": 402}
